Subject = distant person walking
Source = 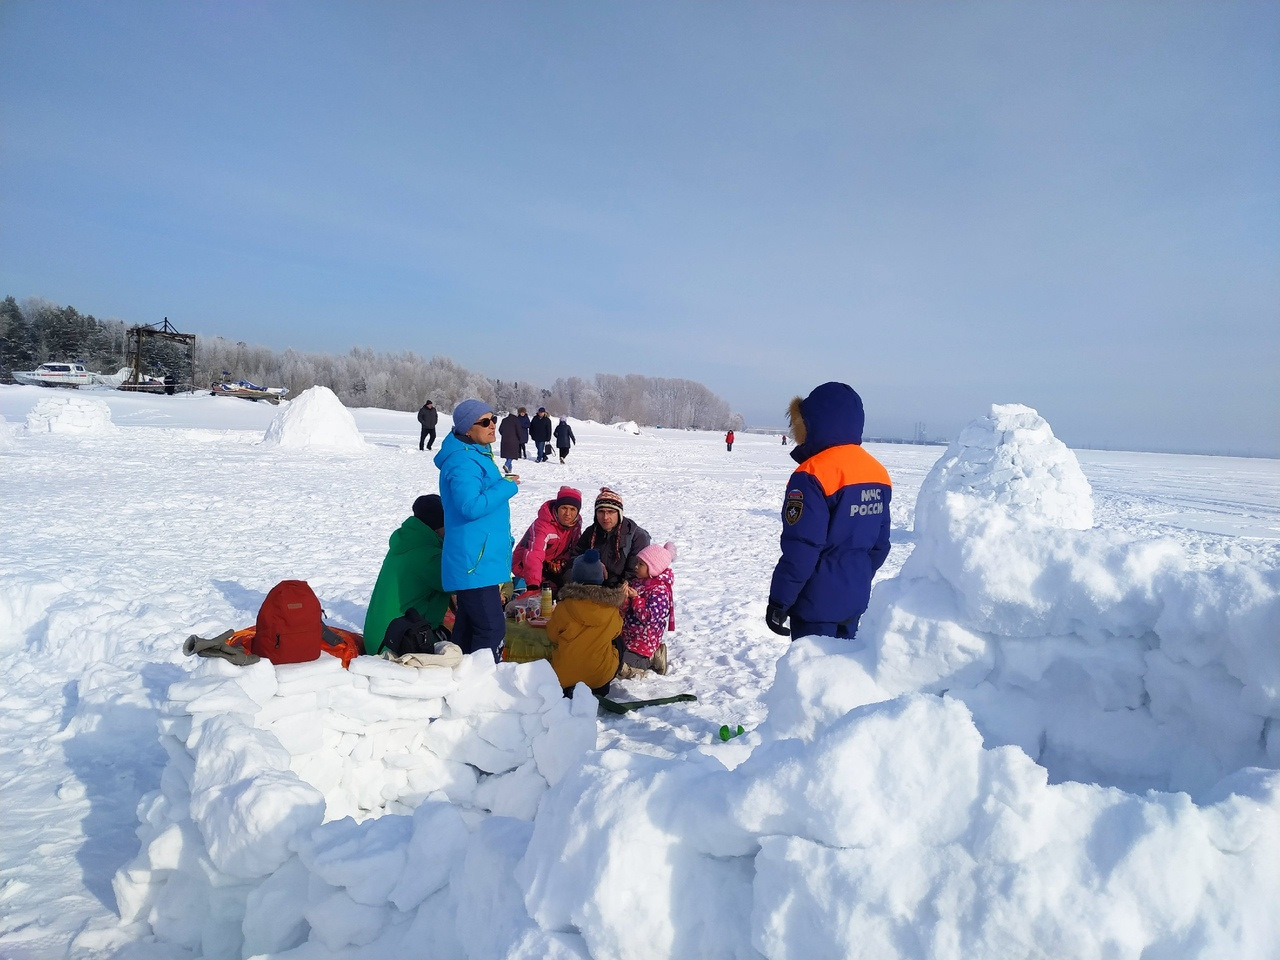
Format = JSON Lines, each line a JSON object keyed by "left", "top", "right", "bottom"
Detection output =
{"left": 417, "top": 400, "right": 438, "bottom": 451}
{"left": 554, "top": 416, "right": 576, "bottom": 463}
{"left": 530, "top": 407, "right": 553, "bottom": 462}
{"left": 435, "top": 399, "right": 519, "bottom": 660}
{"left": 725, "top": 429, "right": 735, "bottom": 452}
{"left": 766, "top": 382, "right": 892, "bottom": 641}
{"left": 517, "top": 407, "right": 531, "bottom": 459}
{"left": 498, "top": 411, "right": 522, "bottom": 473}
{"left": 781, "top": 433, "right": 787, "bottom": 446}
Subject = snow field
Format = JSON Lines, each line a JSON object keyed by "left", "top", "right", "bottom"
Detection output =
{"left": 1, "top": 384, "right": 1278, "bottom": 959}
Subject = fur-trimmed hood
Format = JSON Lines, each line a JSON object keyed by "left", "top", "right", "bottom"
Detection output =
{"left": 788, "top": 381, "right": 865, "bottom": 463}
{"left": 557, "top": 582, "right": 627, "bottom": 607}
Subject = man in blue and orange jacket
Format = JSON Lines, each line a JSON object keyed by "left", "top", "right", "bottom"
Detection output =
{"left": 766, "top": 381, "right": 892, "bottom": 639}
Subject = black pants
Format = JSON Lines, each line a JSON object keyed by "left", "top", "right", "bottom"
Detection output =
{"left": 726, "top": 442, "right": 733, "bottom": 451}
{"left": 420, "top": 426, "right": 436, "bottom": 450}
{"left": 452, "top": 585, "right": 505, "bottom": 660}
{"left": 557, "top": 446, "right": 571, "bottom": 462}
{"left": 789, "top": 615, "right": 860, "bottom": 640}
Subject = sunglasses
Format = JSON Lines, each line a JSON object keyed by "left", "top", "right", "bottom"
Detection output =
{"left": 473, "top": 416, "right": 498, "bottom": 428}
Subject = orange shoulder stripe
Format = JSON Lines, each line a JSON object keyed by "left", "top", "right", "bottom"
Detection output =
{"left": 797, "top": 444, "right": 892, "bottom": 497}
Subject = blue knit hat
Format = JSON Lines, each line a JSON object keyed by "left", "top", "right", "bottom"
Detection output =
{"left": 451, "top": 398, "right": 495, "bottom": 436}
{"left": 571, "top": 549, "right": 605, "bottom": 585}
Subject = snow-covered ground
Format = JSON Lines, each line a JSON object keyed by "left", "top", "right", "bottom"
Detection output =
{"left": 0, "top": 384, "right": 1276, "bottom": 960}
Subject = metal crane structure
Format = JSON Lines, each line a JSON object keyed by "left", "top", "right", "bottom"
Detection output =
{"left": 122, "top": 317, "right": 196, "bottom": 394}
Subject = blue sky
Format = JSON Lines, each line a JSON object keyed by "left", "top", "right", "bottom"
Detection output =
{"left": 2, "top": 1, "right": 1277, "bottom": 455}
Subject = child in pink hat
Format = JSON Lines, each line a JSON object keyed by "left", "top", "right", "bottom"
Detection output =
{"left": 619, "top": 540, "right": 676, "bottom": 677}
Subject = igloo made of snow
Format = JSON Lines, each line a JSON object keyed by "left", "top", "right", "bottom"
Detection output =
{"left": 25, "top": 394, "right": 119, "bottom": 435}
{"left": 915, "top": 402, "right": 1094, "bottom": 535}
{"left": 261, "top": 386, "right": 366, "bottom": 451}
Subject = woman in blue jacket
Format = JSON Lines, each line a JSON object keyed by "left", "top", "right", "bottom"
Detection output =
{"left": 434, "top": 398, "right": 519, "bottom": 659}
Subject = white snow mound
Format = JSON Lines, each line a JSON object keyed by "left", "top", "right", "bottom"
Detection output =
{"left": 917, "top": 402, "right": 1093, "bottom": 533}
{"left": 613, "top": 420, "right": 641, "bottom": 435}
{"left": 262, "top": 386, "right": 367, "bottom": 451}
{"left": 25, "top": 395, "right": 118, "bottom": 435}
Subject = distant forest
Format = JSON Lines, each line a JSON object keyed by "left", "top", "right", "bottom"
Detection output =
{"left": 0, "top": 296, "right": 744, "bottom": 429}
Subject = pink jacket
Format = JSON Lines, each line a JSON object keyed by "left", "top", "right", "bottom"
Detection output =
{"left": 512, "top": 499, "right": 581, "bottom": 587}
{"left": 621, "top": 566, "right": 675, "bottom": 658}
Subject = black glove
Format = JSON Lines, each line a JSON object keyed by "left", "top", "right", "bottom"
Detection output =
{"left": 765, "top": 601, "right": 791, "bottom": 637}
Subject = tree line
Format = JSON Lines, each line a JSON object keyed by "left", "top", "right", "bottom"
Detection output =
{"left": 0, "top": 296, "right": 744, "bottom": 429}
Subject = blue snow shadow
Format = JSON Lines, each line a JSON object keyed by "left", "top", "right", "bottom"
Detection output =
{"left": 61, "top": 661, "right": 180, "bottom": 913}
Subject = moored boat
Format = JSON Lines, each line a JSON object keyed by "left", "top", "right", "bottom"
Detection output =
{"left": 12, "top": 362, "right": 95, "bottom": 387}
{"left": 211, "top": 379, "right": 289, "bottom": 404}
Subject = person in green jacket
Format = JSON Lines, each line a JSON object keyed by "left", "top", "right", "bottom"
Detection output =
{"left": 363, "top": 494, "right": 450, "bottom": 655}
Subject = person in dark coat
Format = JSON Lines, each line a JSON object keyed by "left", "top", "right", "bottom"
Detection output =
{"left": 417, "top": 400, "right": 438, "bottom": 451}
{"left": 517, "top": 407, "right": 531, "bottom": 459}
{"left": 571, "top": 487, "right": 651, "bottom": 588}
{"left": 529, "top": 407, "right": 553, "bottom": 462}
{"left": 766, "top": 381, "right": 892, "bottom": 641}
{"left": 554, "top": 417, "right": 576, "bottom": 463}
{"left": 498, "top": 411, "right": 522, "bottom": 474}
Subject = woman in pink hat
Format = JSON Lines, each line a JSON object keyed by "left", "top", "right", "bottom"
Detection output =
{"left": 511, "top": 486, "right": 583, "bottom": 597}
{"left": 619, "top": 540, "right": 677, "bottom": 677}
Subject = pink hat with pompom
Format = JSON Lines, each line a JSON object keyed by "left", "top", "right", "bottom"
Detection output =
{"left": 636, "top": 541, "right": 676, "bottom": 576}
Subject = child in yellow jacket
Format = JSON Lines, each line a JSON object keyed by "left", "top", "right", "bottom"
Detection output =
{"left": 546, "top": 549, "right": 624, "bottom": 695}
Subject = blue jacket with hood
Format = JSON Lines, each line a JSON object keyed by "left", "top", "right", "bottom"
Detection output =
{"left": 433, "top": 431, "right": 517, "bottom": 591}
{"left": 768, "top": 382, "right": 892, "bottom": 626}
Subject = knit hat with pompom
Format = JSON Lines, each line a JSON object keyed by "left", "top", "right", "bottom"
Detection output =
{"left": 571, "top": 549, "right": 606, "bottom": 585}
{"left": 594, "top": 487, "right": 623, "bottom": 517}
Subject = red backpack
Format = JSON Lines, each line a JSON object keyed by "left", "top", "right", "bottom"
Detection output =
{"left": 252, "top": 580, "right": 324, "bottom": 664}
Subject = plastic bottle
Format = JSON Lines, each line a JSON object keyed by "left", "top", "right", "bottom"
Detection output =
{"left": 540, "top": 586, "right": 553, "bottom": 619}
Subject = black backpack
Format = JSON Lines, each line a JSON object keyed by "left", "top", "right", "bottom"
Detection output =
{"left": 383, "top": 608, "right": 451, "bottom": 657}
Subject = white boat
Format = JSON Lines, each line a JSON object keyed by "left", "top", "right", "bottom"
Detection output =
{"left": 12, "top": 362, "right": 95, "bottom": 387}
{"left": 211, "top": 379, "right": 289, "bottom": 404}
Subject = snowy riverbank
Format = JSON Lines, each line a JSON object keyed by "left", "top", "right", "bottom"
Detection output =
{"left": 0, "top": 385, "right": 1277, "bottom": 959}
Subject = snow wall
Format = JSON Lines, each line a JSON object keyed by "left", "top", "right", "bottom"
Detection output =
{"left": 117, "top": 403, "right": 1280, "bottom": 960}
{"left": 25, "top": 394, "right": 118, "bottom": 435}
{"left": 114, "top": 654, "right": 597, "bottom": 958}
